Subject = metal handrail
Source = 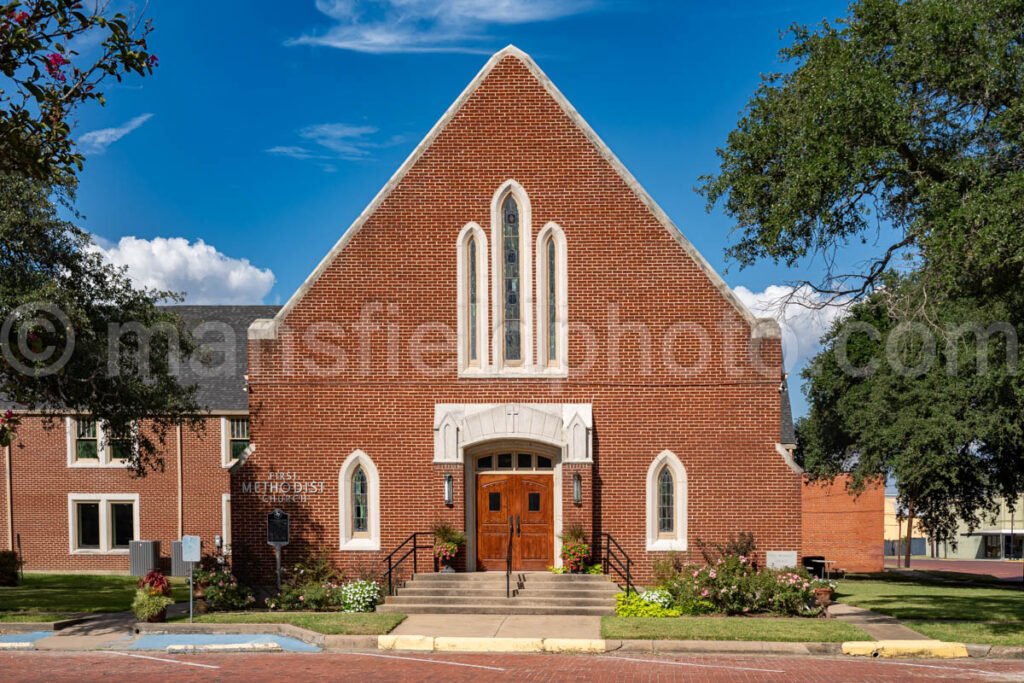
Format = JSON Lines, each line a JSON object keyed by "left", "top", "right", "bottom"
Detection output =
{"left": 383, "top": 531, "right": 434, "bottom": 596}
{"left": 602, "top": 533, "right": 634, "bottom": 596}
{"left": 505, "top": 515, "right": 514, "bottom": 598}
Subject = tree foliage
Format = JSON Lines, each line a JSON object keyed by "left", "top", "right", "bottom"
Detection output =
{"left": 797, "top": 279, "right": 1024, "bottom": 543}
{"left": 699, "top": 0, "right": 1024, "bottom": 305}
{"left": 1, "top": 1, "right": 157, "bottom": 184}
{"left": 0, "top": 174, "right": 199, "bottom": 473}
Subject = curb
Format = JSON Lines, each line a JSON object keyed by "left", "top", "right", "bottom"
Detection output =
{"left": 842, "top": 640, "right": 969, "bottom": 659}
{"left": 0, "top": 614, "right": 93, "bottom": 634}
{"left": 134, "top": 621, "right": 378, "bottom": 652}
{"left": 378, "top": 635, "right": 610, "bottom": 654}
{"left": 0, "top": 642, "right": 36, "bottom": 651}
{"left": 167, "top": 643, "right": 283, "bottom": 654}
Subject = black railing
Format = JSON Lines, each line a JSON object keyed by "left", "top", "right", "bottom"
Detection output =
{"left": 602, "top": 533, "right": 634, "bottom": 596}
{"left": 383, "top": 532, "right": 434, "bottom": 596}
{"left": 505, "top": 515, "right": 515, "bottom": 598}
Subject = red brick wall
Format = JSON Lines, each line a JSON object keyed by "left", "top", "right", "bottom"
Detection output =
{"left": 801, "top": 476, "right": 884, "bottom": 573}
{"left": 237, "top": 53, "right": 802, "bottom": 586}
{"left": 5, "top": 416, "right": 229, "bottom": 572}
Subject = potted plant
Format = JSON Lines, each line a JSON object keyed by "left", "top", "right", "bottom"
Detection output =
{"left": 133, "top": 569, "right": 174, "bottom": 623}
{"left": 560, "top": 523, "right": 590, "bottom": 573}
{"left": 432, "top": 522, "right": 466, "bottom": 573}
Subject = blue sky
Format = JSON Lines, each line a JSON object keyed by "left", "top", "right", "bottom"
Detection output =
{"left": 69, "top": 0, "right": 876, "bottom": 415}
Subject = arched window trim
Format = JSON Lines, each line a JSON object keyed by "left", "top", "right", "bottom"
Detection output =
{"left": 646, "top": 450, "right": 687, "bottom": 551}
{"left": 490, "top": 180, "right": 533, "bottom": 372}
{"left": 457, "top": 221, "right": 489, "bottom": 374}
{"left": 535, "top": 221, "right": 568, "bottom": 374}
{"left": 339, "top": 449, "right": 380, "bottom": 551}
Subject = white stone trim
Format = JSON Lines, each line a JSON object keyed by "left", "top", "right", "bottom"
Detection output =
{"left": 535, "top": 221, "right": 568, "bottom": 374}
{"left": 775, "top": 443, "right": 804, "bottom": 475}
{"left": 221, "top": 493, "right": 232, "bottom": 555}
{"left": 646, "top": 450, "right": 687, "bottom": 551}
{"left": 490, "top": 180, "right": 534, "bottom": 372}
{"left": 67, "top": 493, "right": 140, "bottom": 555}
{"left": 338, "top": 450, "right": 381, "bottom": 551}
{"left": 434, "top": 403, "right": 592, "bottom": 464}
{"left": 65, "top": 417, "right": 130, "bottom": 468}
{"left": 248, "top": 45, "right": 778, "bottom": 342}
{"left": 456, "top": 221, "right": 490, "bottom": 375}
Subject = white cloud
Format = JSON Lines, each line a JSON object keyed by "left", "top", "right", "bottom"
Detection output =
{"left": 733, "top": 285, "right": 851, "bottom": 373}
{"left": 299, "top": 123, "right": 379, "bottom": 159}
{"left": 93, "top": 236, "right": 275, "bottom": 305}
{"left": 288, "top": 0, "right": 593, "bottom": 53}
{"left": 265, "top": 145, "right": 324, "bottom": 160}
{"left": 78, "top": 113, "right": 153, "bottom": 154}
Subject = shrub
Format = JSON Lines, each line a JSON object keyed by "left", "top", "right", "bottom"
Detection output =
{"left": 696, "top": 532, "right": 757, "bottom": 567}
{"left": 132, "top": 589, "right": 173, "bottom": 621}
{"left": 194, "top": 565, "right": 255, "bottom": 611}
{"left": 139, "top": 569, "right": 171, "bottom": 597}
{"left": 0, "top": 551, "right": 22, "bottom": 586}
{"left": 561, "top": 541, "right": 590, "bottom": 573}
{"left": 339, "top": 579, "right": 382, "bottom": 612}
{"left": 615, "top": 591, "right": 681, "bottom": 618}
{"left": 432, "top": 522, "right": 466, "bottom": 564}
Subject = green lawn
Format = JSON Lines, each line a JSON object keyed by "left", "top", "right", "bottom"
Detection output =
{"left": 173, "top": 611, "right": 407, "bottom": 635}
{"left": 904, "top": 621, "right": 1024, "bottom": 647}
{"left": 836, "top": 578, "right": 1024, "bottom": 622}
{"left": 0, "top": 612, "right": 79, "bottom": 623}
{"left": 0, "top": 573, "right": 187, "bottom": 616}
{"left": 601, "top": 616, "right": 872, "bottom": 642}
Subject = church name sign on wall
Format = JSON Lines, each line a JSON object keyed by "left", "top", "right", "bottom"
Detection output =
{"left": 241, "top": 471, "right": 326, "bottom": 504}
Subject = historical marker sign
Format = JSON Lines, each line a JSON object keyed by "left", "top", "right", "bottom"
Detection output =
{"left": 267, "top": 509, "right": 289, "bottom": 545}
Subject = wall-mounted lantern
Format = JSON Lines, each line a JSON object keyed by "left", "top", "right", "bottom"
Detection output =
{"left": 444, "top": 473, "right": 454, "bottom": 506}
{"left": 572, "top": 472, "right": 583, "bottom": 506}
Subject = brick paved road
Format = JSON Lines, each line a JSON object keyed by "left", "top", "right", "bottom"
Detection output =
{"left": 4, "top": 651, "right": 1024, "bottom": 682}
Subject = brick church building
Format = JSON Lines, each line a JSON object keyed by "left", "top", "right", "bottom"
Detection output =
{"left": 231, "top": 46, "right": 879, "bottom": 585}
{"left": 1, "top": 46, "right": 881, "bottom": 582}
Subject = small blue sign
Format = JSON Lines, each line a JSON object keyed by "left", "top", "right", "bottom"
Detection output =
{"left": 181, "top": 535, "right": 201, "bottom": 562}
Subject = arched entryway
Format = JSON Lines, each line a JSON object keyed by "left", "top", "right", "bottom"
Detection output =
{"left": 465, "top": 440, "right": 562, "bottom": 572}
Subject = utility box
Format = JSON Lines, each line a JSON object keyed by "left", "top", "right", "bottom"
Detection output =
{"left": 128, "top": 540, "right": 160, "bottom": 577}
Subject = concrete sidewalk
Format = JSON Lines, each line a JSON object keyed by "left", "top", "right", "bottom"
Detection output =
{"left": 390, "top": 614, "right": 601, "bottom": 639}
{"left": 829, "top": 603, "right": 929, "bottom": 640}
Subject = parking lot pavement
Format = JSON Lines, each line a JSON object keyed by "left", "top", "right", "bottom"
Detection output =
{"left": 4, "top": 650, "right": 1024, "bottom": 682}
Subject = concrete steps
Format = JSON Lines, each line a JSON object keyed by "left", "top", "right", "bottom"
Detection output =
{"left": 377, "top": 572, "right": 620, "bottom": 616}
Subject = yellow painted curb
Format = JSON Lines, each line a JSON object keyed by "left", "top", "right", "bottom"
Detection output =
{"left": 378, "top": 635, "right": 435, "bottom": 651}
{"left": 543, "top": 638, "right": 607, "bottom": 653}
{"left": 434, "top": 637, "right": 545, "bottom": 653}
{"left": 842, "top": 640, "right": 969, "bottom": 659}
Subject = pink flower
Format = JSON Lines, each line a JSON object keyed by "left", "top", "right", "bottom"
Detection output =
{"left": 13, "top": 11, "right": 29, "bottom": 23}
{"left": 701, "top": 589, "right": 709, "bottom": 597}
{"left": 148, "top": 55, "right": 159, "bottom": 68}
{"left": 709, "top": 570, "right": 717, "bottom": 579}
{"left": 45, "top": 53, "right": 68, "bottom": 82}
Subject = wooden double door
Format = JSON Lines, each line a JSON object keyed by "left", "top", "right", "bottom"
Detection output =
{"left": 476, "top": 474, "right": 554, "bottom": 571}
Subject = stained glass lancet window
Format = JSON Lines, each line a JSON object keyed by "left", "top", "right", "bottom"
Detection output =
{"left": 468, "top": 236, "right": 478, "bottom": 363}
{"left": 352, "top": 467, "right": 368, "bottom": 533}
{"left": 658, "top": 467, "right": 674, "bottom": 534}
{"left": 502, "top": 195, "right": 521, "bottom": 363}
{"left": 546, "top": 235, "right": 557, "bottom": 364}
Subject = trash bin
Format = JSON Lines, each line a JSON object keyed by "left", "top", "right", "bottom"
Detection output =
{"left": 802, "top": 555, "right": 825, "bottom": 579}
{"left": 129, "top": 540, "right": 160, "bottom": 576}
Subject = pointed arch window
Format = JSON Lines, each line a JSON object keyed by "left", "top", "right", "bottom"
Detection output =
{"left": 536, "top": 222, "right": 567, "bottom": 372}
{"left": 646, "top": 450, "right": 687, "bottom": 551}
{"left": 501, "top": 194, "right": 522, "bottom": 364}
{"left": 457, "top": 222, "right": 488, "bottom": 373}
{"left": 339, "top": 450, "right": 380, "bottom": 551}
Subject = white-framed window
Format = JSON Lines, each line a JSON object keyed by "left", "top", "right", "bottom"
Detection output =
{"left": 535, "top": 221, "right": 568, "bottom": 373}
{"left": 67, "top": 493, "right": 139, "bottom": 554}
{"left": 220, "top": 416, "right": 250, "bottom": 467}
{"left": 339, "top": 450, "right": 380, "bottom": 551}
{"left": 66, "top": 418, "right": 132, "bottom": 467}
{"left": 457, "top": 222, "right": 489, "bottom": 374}
{"left": 490, "top": 180, "right": 533, "bottom": 372}
{"left": 646, "top": 450, "right": 687, "bottom": 551}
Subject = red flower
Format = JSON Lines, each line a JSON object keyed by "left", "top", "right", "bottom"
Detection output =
{"left": 14, "top": 11, "right": 29, "bottom": 23}
{"left": 147, "top": 55, "right": 159, "bottom": 68}
{"left": 45, "top": 53, "right": 68, "bottom": 82}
